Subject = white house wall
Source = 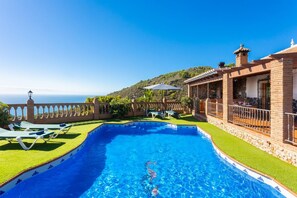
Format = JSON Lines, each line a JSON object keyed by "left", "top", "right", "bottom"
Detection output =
{"left": 246, "top": 74, "right": 269, "bottom": 98}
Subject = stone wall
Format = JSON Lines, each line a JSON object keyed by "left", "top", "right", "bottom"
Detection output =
{"left": 205, "top": 115, "right": 297, "bottom": 167}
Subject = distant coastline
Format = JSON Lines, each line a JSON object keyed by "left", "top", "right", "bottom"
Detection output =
{"left": 0, "top": 94, "right": 97, "bottom": 104}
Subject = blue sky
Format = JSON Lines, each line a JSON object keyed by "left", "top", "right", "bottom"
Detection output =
{"left": 0, "top": 0, "right": 297, "bottom": 95}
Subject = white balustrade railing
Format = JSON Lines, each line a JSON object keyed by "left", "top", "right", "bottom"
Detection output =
{"left": 7, "top": 104, "right": 27, "bottom": 122}
{"left": 6, "top": 101, "right": 182, "bottom": 123}
{"left": 7, "top": 103, "right": 94, "bottom": 123}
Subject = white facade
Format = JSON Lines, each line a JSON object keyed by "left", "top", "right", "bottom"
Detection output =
{"left": 246, "top": 74, "right": 269, "bottom": 98}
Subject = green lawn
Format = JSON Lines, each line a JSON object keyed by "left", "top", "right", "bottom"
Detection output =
{"left": 1, "top": 115, "right": 297, "bottom": 194}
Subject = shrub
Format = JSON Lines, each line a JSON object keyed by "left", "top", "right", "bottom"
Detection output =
{"left": 110, "top": 97, "right": 131, "bottom": 118}
{"left": 0, "top": 102, "right": 9, "bottom": 127}
{"left": 180, "top": 96, "right": 193, "bottom": 109}
{"left": 97, "top": 96, "right": 116, "bottom": 103}
{"left": 85, "top": 97, "right": 93, "bottom": 103}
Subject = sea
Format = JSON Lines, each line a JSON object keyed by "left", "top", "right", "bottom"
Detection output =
{"left": 0, "top": 94, "right": 95, "bottom": 104}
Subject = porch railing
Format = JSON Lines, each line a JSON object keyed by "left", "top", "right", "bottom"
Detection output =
{"left": 207, "top": 101, "right": 223, "bottom": 120}
{"left": 285, "top": 112, "right": 297, "bottom": 145}
{"left": 228, "top": 105, "right": 271, "bottom": 135}
{"left": 199, "top": 99, "right": 206, "bottom": 114}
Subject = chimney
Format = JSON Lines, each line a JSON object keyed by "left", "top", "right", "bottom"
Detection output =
{"left": 233, "top": 44, "right": 250, "bottom": 67}
{"left": 218, "top": 62, "right": 225, "bottom": 68}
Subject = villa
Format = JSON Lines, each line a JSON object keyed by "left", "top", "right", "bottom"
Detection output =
{"left": 1, "top": 42, "right": 297, "bottom": 197}
{"left": 185, "top": 41, "right": 297, "bottom": 164}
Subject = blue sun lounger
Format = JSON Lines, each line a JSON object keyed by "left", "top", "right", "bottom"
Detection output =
{"left": 0, "top": 127, "right": 54, "bottom": 150}
{"left": 12, "top": 121, "right": 72, "bottom": 138}
{"left": 165, "top": 110, "right": 180, "bottom": 118}
{"left": 147, "top": 111, "right": 165, "bottom": 119}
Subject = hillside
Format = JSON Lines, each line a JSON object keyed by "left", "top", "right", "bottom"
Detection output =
{"left": 108, "top": 66, "right": 213, "bottom": 101}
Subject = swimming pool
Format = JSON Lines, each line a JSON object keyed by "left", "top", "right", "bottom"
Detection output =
{"left": 2, "top": 122, "right": 286, "bottom": 197}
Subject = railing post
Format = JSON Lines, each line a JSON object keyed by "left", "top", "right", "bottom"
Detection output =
{"left": 205, "top": 98, "right": 209, "bottom": 116}
{"left": 93, "top": 98, "right": 99, "bottom": 120}
{"left": 27, "top": 99, "right": 34, "bottom": 123}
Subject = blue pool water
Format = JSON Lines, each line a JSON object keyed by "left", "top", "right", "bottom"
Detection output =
{"left": 3, "top": 122, "right": 284, "bottom": 197}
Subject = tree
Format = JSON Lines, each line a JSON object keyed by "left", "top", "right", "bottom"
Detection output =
{"left": 0, "top": 102, "right": 9, "bottom": 128}
{"left": 144, "top": 90, "right": 153, "bottom": 102}
{"left": 225, "top": 63, "right": 235, "bottom": 67}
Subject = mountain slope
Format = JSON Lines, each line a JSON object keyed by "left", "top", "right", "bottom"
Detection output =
{"left": 108, "top": 66, "right": 213, "bottom": 101}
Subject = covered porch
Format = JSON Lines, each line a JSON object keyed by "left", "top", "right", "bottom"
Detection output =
{"left": 186, "top": 44, "right": 297, "bottom": 146}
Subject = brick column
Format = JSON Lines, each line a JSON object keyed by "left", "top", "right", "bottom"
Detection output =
{"left": 27, "top": 99, "right": 34, "bottom": 123}
{"left": 192, "top": 97, "right": 198, "bottom": 115}
{"left": 223, "top": 73, "right": 233, "bottom": 123}
{"left": 196, "top": 85, "right": 199, "bottom": 98}
{"left": 270, "top": 58, "right": 293, "bottom": 142}
{"left": 93, "top": 98, "right": 99, "bottom": 120}
{"left": 196, "top": 98, "right": 200, "bottom": 114}
{"left": 187, "top": 84, "right": 191, "bottom": 97}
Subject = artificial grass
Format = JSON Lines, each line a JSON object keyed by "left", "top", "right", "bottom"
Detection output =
{"left": 196, "top": 121, "right": 297, "bottom": 193}
{"left": 0, "top": 123, "right": 101, "bottom": 185}
{"left": 0, "top": 115, "right": 297, "bottom": 194}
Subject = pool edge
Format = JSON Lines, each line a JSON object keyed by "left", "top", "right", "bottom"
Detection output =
{"left": 197, "top": 126, "right": 297, "bottom": 198}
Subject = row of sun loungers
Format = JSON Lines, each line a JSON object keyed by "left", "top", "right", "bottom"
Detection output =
{"left": 0, "top": 122, "right": 72, "bottom": 150}
{"left": 147, "top": 110, "right": 180, "bottom": 119}
{"left": 1, "top": 111, "right": 179, "bottom": 150}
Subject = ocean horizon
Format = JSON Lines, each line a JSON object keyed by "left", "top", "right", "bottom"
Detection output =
{"left": 0, "top": 94, "right": 98, "bottom": 104}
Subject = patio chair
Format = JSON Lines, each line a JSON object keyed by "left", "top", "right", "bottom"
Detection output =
{"left": 165, "top": 110, "right": 180, "bottom": 119}
{"left": 0, "top": 128, "right": 54, "bottom": 150}
{"left": 12, "top": 121, "right": 72, "bottom": 138}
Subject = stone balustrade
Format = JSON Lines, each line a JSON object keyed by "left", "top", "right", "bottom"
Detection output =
{"left": 7, "top": 104, "right": 27, "bottom": 122}
{"left": 6, "top": 99, "right": 183, "bottom": 124}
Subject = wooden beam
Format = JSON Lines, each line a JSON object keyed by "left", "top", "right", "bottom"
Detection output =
{"left": 189, "top": 75, "right": 223, "bottom": 86}
{"left": 251, "top": 59, "right": 272, "bottom": 64}
{"left": 229, "top": 63, "right": 271, "bottom": 78}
